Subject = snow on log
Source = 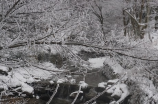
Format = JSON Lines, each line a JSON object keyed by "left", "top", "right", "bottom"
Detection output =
{"left": 106, "top": 81, "right": 130, "bottom": 103}
{"left": 79, "top": 81, "right": 88, "bottom": 89}
{"left": 21, "top": 82, "right": 34, "bottom": 94}
{"left": 98, "top": 82, "right": 107, "bottom": 88}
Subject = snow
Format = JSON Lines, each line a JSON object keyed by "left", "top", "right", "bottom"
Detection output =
{"left": 41, "top": 62, "right": 59, "bottom": 71}
{"left": 111, "top": 85, "right": 122, "bottom": 97}
{"left": 0, "top": 84, "right": 8, "bottom": 90}
{"left": 104, "top": 57, "right": 124, "bottom": 74}
{"left": 88, "top": 57, "right": 106, "bottom": 68}
{"left": 69, "top": 79, "right": 76, "bottom": 84}
{"left": 15, "top": 65, "right": 56, "bottom": 80}
{"left": 14, "top": 73, "right": 27, "bottom": 82}
{"left": 0, "top": 65, "right": 9, "bottom": 72}
{"left": 117, "top": 83, "right": 130, "bottom": 103}
{"left": 79, "top": 81, "right": 88, "bottom": 89}
{"left": 109, "top": 101, "right": 119, "bottom": 104}
{"left": 88, "top": 56, "right": 124, "bottom": 75}
{"left": 49, "top": 80, "right": 54, "bottom": 84}
{"left": 21, "top": 82, "right": 34, "bottom": 93}
{"left": 36, "top": 95, "right": 40, "bottom": 99}
{"left": 8, "top": 77, "right": 22, "bottom": 87}
{"left": 106, "top": 85, "right": 116, "bottom": 94}
{"left": 126, "top": 68, "right": 158, "bottom": 103}
{"left": 106, "top": 82, "right": 130, "bottom": 103}
{"left": 108, "top": 79, "right": 119, "bottom": 84}
{"left": 57, "top": 78, "right": 68, "bottom": 84}
{"left": 98, "top": 82, "right": 107, "bottom": 88}
{"left": 26, "top": 77, "right": 35, "bottom": 83}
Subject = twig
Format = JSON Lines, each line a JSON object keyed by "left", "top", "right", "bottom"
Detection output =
{"left": 71, "top": 85, "right": 82, "bottom": 104}
{"left": 46, "top": 84, "right": 60, "bottom": 104}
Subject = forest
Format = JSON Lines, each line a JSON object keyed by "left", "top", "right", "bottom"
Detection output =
{"left": 0, "top": 0, "right": 158, "bottom": 104}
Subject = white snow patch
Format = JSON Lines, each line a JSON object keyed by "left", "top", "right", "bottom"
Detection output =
{"left": 36, "top": 95, "right": 40, "bottom": 99}
{"left": 88, "top": 57, "right": 106, "bottom": 68}
{"left": 8, "top": 77, "right": 22, "bottom": 87}
{"left": 57, "top": 78, "right": 68, "bottom": 84}
{"left": 0, "top": 65, "right": 9, "bottom": 72}
{"left": 108, "top": 79, "right": 119, "bottom": 84}
{"left": 69, "top": 79, "right": 76, "bottom": 84}
{"left": 107, "top": 82, "right": 130, "bottom": 103}
{"left": 104, "top": 57, "right": 124, "bottom": 74}
{"left": 21, "top": 82, "right": 33, "bottom": 93}
{"left": 79, "top": 81, "right": 88, "bottom": 89}
{"left": 49, "top": 80, "right": 54, "bottom": 84}
{"left": 41, "top": 62, "right": 62, "bottom": 72}
{"left": 26, "top": 77, "right": 35, "bottom": 83}
{"left": 111, "top": 84, "right": 122, "bottom": 97}
{"left": 15, "top": 66, "right": 55, "bottom": 80}
{"left": 14, "top": 73, "right": 26, "bottom": 82}
{"left": 117, "top": 84, "right": 130, "bottom": 103}
{"left": 98, "top": 82, "right": 107, "bottom": 88}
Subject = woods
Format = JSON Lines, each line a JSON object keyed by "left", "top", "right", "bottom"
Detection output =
{"left": 0, "top": 0, "right": 158, "bottom": 104}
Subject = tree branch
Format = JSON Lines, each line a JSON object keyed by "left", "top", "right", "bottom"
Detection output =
{"left": 1, "top": 41, "right": 158, "bottom": 62}
{"left": 71, "top": 85, "right": 82, "bottom": 104}
{"left": 46, "top": 84, "right": 59, "bottom": 104}
{"left": 5, "top": 0, "right": 21, "bottom": 18}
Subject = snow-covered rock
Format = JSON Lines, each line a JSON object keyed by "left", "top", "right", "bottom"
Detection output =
{"left": 49, "top": 80, "right": 54, "bottom": 84}
{"left": 57, "top": 78, "right": 68, "bottom": 84}
{"left": 0, "top": 65, "right": 10, "bottom": 75}
{"left": 98, "top": 82, "right": 107, "bottom": 88}
{"left": 8, "top": 77, "right": 22, "bottom": 87}
{"left": 106, "top": 82, "right": 130, "bottom": 103}
{"left": 117, "top": 83, "right": 130, "bottom": 103}
{"left": 0, "top": 65, "right": 9, "bottom": 72}
{"left": 21, "top": 82, "right": 34, "bottom": 94}
{"left": 111, "top": 85, "right": 122, "bottom": 98}
{"left": 79, "top": 81, "right": 88, "bottom": 89}
{"left": 69, "top": 79, "right": 76, "bottom": 84}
